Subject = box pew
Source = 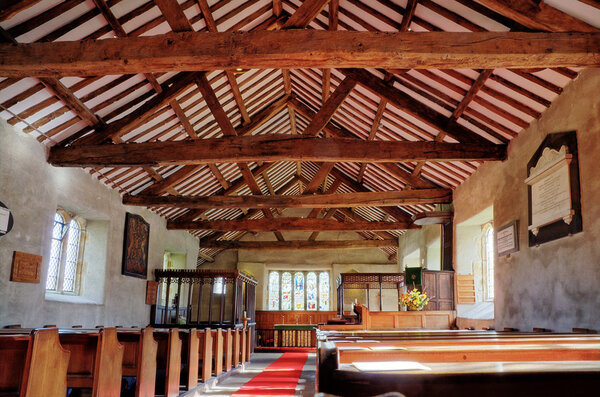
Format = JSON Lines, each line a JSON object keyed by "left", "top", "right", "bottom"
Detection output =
{"left": 179, "top": 328, "right": 199, "bottom": 391}
{"left": 154, "top": 328, "right": 182, "bottom": 397}
{"left": 117, "top": 327, "right": 158, "bottom": 397}
{"left": 58, "top": 327, "right": 123, "bottom": 397}
{"left": 198, "top": 328, "right": 213, "bottom": 383}
{"left": 0, "top": 328, "right": 70, "bottom": 397}
{"left": 211, "top": 329, "right": 224, "bottom": 377}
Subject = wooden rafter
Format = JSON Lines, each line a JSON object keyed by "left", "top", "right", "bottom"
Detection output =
{"left": 2, "top": 31, "right": 599, "bottom": 77}
{"left": 168, "top": 217, "right": 415, "bottom": 232}
{"left": 200, "top": 240, "right": 398, "bottom": 250}
{"left": 48, "top": 136, "right": 506, "bottom": 167}
{"left": 282, "top": 0, "right": 330, "bottom": 28}
{"left": 476, "top": 0, "right": 599, "bottom": 32}
{"left": 0, "top": 0, "right": 41, "bottom": 22}
{"left": 123, "top": 188, "right": 452, "bottom": 209}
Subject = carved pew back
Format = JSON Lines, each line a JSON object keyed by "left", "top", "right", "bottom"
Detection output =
{"left": 117, "top": 327, "right": 158, "bottom": 397}
{"left": 0, "top": 328, "right": 70, "bottom": 397}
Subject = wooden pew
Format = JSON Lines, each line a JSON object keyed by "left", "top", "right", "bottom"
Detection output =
{"left": 223, "top": 328, "right": 232, "bottom": 372}
{"left": 211, "top": 329, "right": 224, "bottom": 377}
{"left": 117, "top": 327, "right": 158, "bottom": 397}
{"left": 240, "top": 327, "right": 247, "bottom": 364}
{"left": 59, "top": 327, "right": 124, "bottom": 397}
{"left": 154, "top": 328, "right": 182, "bottom": 397}
{"left": 0, "top": 328, "right": 70, "bottom": 397}
{"left": 232, "top": 328, "right": 240, "bottom": 368}
{"left": 179, "top": 328, "right": 199, "bottom": 390}
{"left": 198, "top": 328, "right": 212, "bottom": 383}
{"left": 318, "top": 332, "right": 600, "bottom": 397}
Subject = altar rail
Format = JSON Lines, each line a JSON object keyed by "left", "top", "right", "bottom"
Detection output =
{"left": 256, "top": 328, "right": 316, "bottom": 348}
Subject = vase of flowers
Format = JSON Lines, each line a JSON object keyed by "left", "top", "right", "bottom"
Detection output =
{"left": 399, "top": 288, "right": 430, "bottom": 311}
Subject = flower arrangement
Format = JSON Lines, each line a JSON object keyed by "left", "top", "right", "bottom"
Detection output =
{"left": 399, "top": 288, "right": 430, "bottom": 311}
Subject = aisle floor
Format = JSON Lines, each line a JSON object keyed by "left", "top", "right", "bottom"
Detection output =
{"left": 195, "top": 352, "right": 316, "bottom": 397}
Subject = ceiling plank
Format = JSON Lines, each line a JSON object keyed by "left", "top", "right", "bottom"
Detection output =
{"left": 2, "top": 31, "right": 599, "bottom": 77}
{"left": 49, "top": 136, "right": 507, "bottom": 167}
{"left": 200, "top": 239, "right": 398, "bottom": 250}
{"left": 282, "top": 0, "right": 330, "bottom": 28}
{"left": 139, "top": 165, "right": 202, "bottom": 196}
{"left": 476, "top": 0, "right": 599, "bottom": 32}
{"left": 168, "top": 217, "right": 415, "bottom": 232}
{"left": 124, "top": 187, "right": 452, "bottom": 209}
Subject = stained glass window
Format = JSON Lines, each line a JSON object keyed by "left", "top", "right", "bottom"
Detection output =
{"left": 281, "top": 272, "right": 292, "bottom": 310}
{"left": 294, "top": 272, "right": 305, "bottom": 310}
{"left": 268, "top": 270, "right": 330, "bottom": 311}
{"left": 268, "top": 272, "right": 280, "bottom": 310}
{"left": 319, "top": 272, "right": 329, "bottom": 310}
{"left": 306, "top": 272, "right": 317, "bottom": 310}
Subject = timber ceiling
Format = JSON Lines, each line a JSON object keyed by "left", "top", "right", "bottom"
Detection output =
{"left": 1, "top": 0, "right": 599, "bottom": 264}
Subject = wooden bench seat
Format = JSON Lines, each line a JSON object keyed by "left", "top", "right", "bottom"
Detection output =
{"left": 117, "top": 327, "right": 158, "bottom": 397}
{"left": 0, "top": 328, "right": 69, "bottom": 397}
{"left": 59, "top": 327, "right": 124, "bottom": 397}
{"left": 154, "top": 328, "right": 181, "bottom": 397}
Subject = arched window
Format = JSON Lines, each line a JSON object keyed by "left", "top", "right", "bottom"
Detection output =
{"left": 306, "top": 272, "right": 317, "bottom": 310}
{"left": 268, "top": 270, "right": 330, "bottom": 311}
{"left": 268, "top": 271, "right": 280, "bottom": 310}
{"left": 281, "top": 272, "right": 292, "bottom": 310}
{"left": 46, "top": 210, "right": 85, "bottom": 294}
{"left": 294, "top": 272, "right": 305, "bottom": 310}
{"left": 319, "top": 272, "right": 329, "bottom": 310}
{"left": 482, "top": 223, "right": 495, "bottom": 301}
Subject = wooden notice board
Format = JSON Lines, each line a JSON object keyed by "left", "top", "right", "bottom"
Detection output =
{"left": 11, "top": 251, "right": 42, "bottom": 283}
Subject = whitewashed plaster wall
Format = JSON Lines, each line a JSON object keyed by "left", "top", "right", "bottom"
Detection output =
{"left": 0, "top": 120, "right": 199, "bottom": 328}
{"left": 453, "top": 69, "right": 600, "bottom": 332}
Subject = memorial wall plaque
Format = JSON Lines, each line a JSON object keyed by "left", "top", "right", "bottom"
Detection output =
{"left": 526, "top": 132, "right": 582, "bottom": 246}
{"left": 11, "top": 251, "right": 42, "bottom": 283}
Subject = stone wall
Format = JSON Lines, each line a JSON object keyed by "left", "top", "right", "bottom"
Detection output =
{"left": 453, "top": 69, "right": 600, "bottom": 332}
{"left": 0, "top": 120, "right": 199, "bottom": 328}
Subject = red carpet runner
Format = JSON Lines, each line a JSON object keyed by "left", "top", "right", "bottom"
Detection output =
{"left": 232, "top": 352, "right": 309, "bottom": 396}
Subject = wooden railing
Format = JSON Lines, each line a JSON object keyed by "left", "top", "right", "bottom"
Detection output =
{"left": 256, "top": 328, "right": 317, "bottom": 348}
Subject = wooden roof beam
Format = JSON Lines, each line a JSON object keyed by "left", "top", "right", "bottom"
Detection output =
{"left": 48, "top": 136, "right": 507, "bottom": 167}
{"left": 169, "top": 217, "right": 415, "bottom": 232}
{"left": 200, "top": 239, "right": 398, "bottom": 250}
{"left": 123, "top": 188, "right": 452, "bottom": 209}
{"left": 2, "top": 31, "right": 599, "bottom": 77}
{"left": 0, "top": 0, "right": 41, "bottom": 22}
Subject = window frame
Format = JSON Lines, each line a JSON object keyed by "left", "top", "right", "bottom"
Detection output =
{"left": 268, "top": 270, "right": 330, "bottom": 311}
{"left": 482, "top": 222, "right": 495, "bottom": 301}
{"left": 45, "top": 208, "right": 86, "bottom": 295}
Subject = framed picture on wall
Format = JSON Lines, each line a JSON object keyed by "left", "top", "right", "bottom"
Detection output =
{"left": 122, "top": 213, "right": 150, "bottom": 279}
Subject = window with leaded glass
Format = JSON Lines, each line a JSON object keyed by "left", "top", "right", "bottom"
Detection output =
{"left": 268, "top": 270, "right": 330, "bottom": 311}
{"left": 319, "top": 272, "right": 329, "bottom": 310}
{"left": 45, "top": 209, "right": 85, "bottom": 294}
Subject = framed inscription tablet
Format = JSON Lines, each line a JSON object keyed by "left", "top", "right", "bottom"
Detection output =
{"left": 497, "top": 220, "right": 519, "bottom": 256}
{"left": 525, "top": 132, "right": 582, "bottom": 246}
{"left": 11, "top": 251, "right": 42, "bottom": 283}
